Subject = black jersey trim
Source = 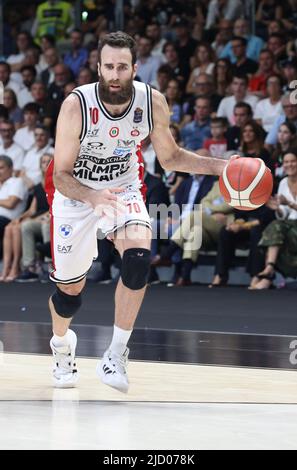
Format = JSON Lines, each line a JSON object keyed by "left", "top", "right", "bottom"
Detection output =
{"left": 146, "top": 84, "right": 153, "bottom": 132}
{"left": 95, "top": 82, "right": 136, "bottom": 121}
{"left": 72, "top": 90, "right": 88, "bottom": 142}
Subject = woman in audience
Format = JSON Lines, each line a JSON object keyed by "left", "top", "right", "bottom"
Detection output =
{"left": 272, "top": 122, "right": 297, "bottom": 185}
{"left": 240, "top": 120, "right": 274, "bottom": 171}
{"left": 213, "top": 58, "right": 233, "bottom": 97}
{"left": 252, "top": 150, "right": 297, "bottom": 289}
{"left": 0, "top": 153, "right": 52, "bottom": 282}
{"left": 165, "top": 79, "right": 183, "bottom": 125}
{"left": 186, "top": 43, "right": 216, "bottom": 95}
{"left": 3, "top": 89, "right": 23, "bottom": 129}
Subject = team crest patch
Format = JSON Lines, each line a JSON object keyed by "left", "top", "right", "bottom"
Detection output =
{"left": 133, "top": 107, "right": 143, "bottom": 123}
{"left": 109, "top": 127, "right": 119, "bottom": 137}
{"left": 59, "top": 224, "right": 73, "bottom": 238}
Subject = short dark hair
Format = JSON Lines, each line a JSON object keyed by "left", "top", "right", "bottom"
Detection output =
{"left": 232, "top": 74, "right": 249, "bottom": 85}
{"left": 20, "top": 65, "right": 37, "bottom": 76}
{"left": 211, "top": 117, "right": 228, "bottom": 127}
{"left": 0, "top": 155, "right": 13, "bottom": 169}
{"left": 97, "top": 31, "right": 137, "bottom": 66}
{"left": 234, "top": 101, "right": 253, "bottom": 115}
{"left": 231, "top": 36, "right": 247, "bottom": 47}
{"left": 23, "top": 102, "right": 40, "bottom": 114}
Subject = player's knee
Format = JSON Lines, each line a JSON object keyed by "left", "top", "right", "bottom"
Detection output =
{"left": 51, "top": 286, "right": 82, "bottom": 318}
{"left": 121, "top": 248, "right": 151, "bottom": 290}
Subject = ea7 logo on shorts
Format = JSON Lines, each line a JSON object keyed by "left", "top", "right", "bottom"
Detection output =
{"left": 59, "top": 224, "right": 73, "bottom": 238}
{"left": 57, "top": 245, "right": 72, "bottom": 253}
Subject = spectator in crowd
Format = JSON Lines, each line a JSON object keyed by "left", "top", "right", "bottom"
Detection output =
{"left": 163, "top": 41, "right": 190, "bottom": 90}
{"left": 226, "top": 102, "right": 253, "bottom": 150}
{"left": 63, "top": 81, "right": 76, "bottom": 98}
{"left": 165, "top": 79, "right": 183, "bottom": 125}
{"left": 213, "top": 58, "right": 233, "bottom": 97}
{"left": 145, "top": 21, "right": 167, "bottom": 58}
{"left": 77, "top": 67, "right": 94, "bottom": 86}
{"left": 0, "top": 155, "right": 27, "bottom": 261}
{"left": 172, "top": 17, "right": 198, "bottom": 69}
{"left": 18, "top": 65, "right": 37, "bottom": 108}
{"left": 208, "top": 204, "right": 275, "bottom": 289}
{"left": 3, "top": 89, "right": 23, "bottom": 130}
{"left": 186, "top": 43, "right": 215, "bottom": 95}
{"left": 14, "top": 102, "right": 39, "bottom": 153}
{"left": 0, "top": 120, "right": 24, "bottom": 175}
{"left": 40, "top": 47, "right": 60, "bottom": 87}
{"left": 30, "top": 81, "right": 59, "bottom": 132}
{"left": 180, "top": 96, "right": 212, "bottom": 150}
{"left": 231, "top": 36, "right": 258, "bottom": 77}
{"left": 63, "top": 29, "right": 88, "bottom": 78}
{"left": 272, "top": 122, "right": 297, "bottom": 183}
{"left": 151, "top": 64, "right": 174, "bottom": 93}
{"left": 249, "top": 49, "right": 276, "bottom": 97}
{"left": 281, "top": 57, "right": 297, "bottom": 93}
{"left": 20, "top": 125, "right": 54, "bottom": 189}
{"left": 217, "top": 75, "right": 259, "bottom": 125}
{"left": 267, "top": 33, "right": 287, "bottom": 62}
{"left": 0, "top": 62, "right": 21, "bottom": 96}
{"left": 253, "top": 150, "right": 297, "bottom": 288}
{"left": 158, "top": 179, "right": 234, "bottom": 286}
{"left": 32, "top": 0, "right": 74, "bottom": 45}
{"left": 256, "top": 0, "right": 284, "bottom": 38}
{"left": 211, "top": 19, "right": 233, "bottom": 57}
{"left": 47, "top": 63, "right": 72, "bottom": 105}
{"left": 254, "top": 74, "right": 283, "bottom": 132}
{"left": 220, "top": 18, "right": 264, "bottom": 63}
{"left": 240, "top": 120, "right": 274, "bottom": 171}
{"left": 6, "top": 31, "right": 32, "bottom": 73}
{"left": 0, "top": 153, "right": 52, "bottom": 282}
{"left": 265, "top": 94, "right": 297, "bottom": 148}
{"left": 203, "top": 117, "right": 228, "bottom": 158}
{"left": 206, "top": 0, "right": 244, "bottom": 30}
{"left": 86, "top": 48, "right": 100, "bottom": 82}
{"left": 136, "top": 36, "right": 163, "bottom": 85}
{"left": 38, "top": 33, "right": 56, "bottom": 71}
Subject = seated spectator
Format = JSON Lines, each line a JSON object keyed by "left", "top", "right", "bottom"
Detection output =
{"left": 254, "top": 74, "right": 283, "bottom": 132}
{"left": 77, "top": 67, "right": 94, "bottom": 86}
{"left": 0, "top": 61, "right": 21, "bottom": 96}
{"left": 203, "top": 117, "right": 228, "bottom": 158}
{"left": 253, "top": 150, "right": 297, "bottom": 288}
{"left": 220, "top": 18, "right": 264, "bottom": 63}
{"left": 265, "top": 94, "right": 297, "bottom": 148}
{"left": 14, "top": 102, "right": 39, "bottom": 153}
{"left": 3, "top": 89, "right": 23, "bottom": 129}
{"left": 226, "top": 102, "right": 253, "bottom": 151}
{"left": 86, "top": 48, "right": 100, "bottom": 82}
{"left": 248, "top": 49, "right": 276, "bottom": 98}
{"left": 30, "top": 81, "right": 60, "bottom": 134}
{"left": 136, "top": 36, "right": 163, "bottom": 85}
{"left": 145, "top": 21, "right": 167, "bottom": 58}
{"left": 281, "top": 57, "right": 297, "bottom": 93}
{"left": 230, "top": 36, "right": 258, "bottom": 76}
{"left": 213, "top": 58, "right": 233, "bottom": 97}
{"left": 208, "top": 205, "right": 275, "bottom": 289}
{"left": 163, "top": 41, "right": 190, "bottom": 90}
{"left": 40, "top": 47, "right": 60, "bottom": 87}
{"left": 151, "top": 64, "right": 174, "bottom": 93}
{"left": 165, "top": 79, "right": 183, "bottom": 125}
{"left": 256, "top": 0, "right": 284, "bottom": 38}
{"left": 18, "top": 65, "right": 37, "bottom": 108}
{"left": 1, "top": 154, "right": 53, "bottom": 282}
{"left": 211, "top": 19, "right": 233, "bottom": 57}
{"left": 180, "top": 96, "right": 211, "bottom": 150}
{"left": 186, "top": 43, "right": 215, "bottom": 95}
{"left": 0, "top": 155, "right": 28, "bottom": 261}
{"left": 157, "top": 180, "right": 234, "bottom": 286}
{"left": 183, "top": 73, "right": 223, "bottom": 119}
{"left": 240, "top": 120, "right": 274, "bottom": 172}
{"left": 217, "top": 75, "right": 259, "bottom": 125}
{"left": 47, "top": 64, "right": 73, "bottom": 105}
{"left": 173, "top": 17, "right": 198, "bottom": 70}
{"left": 0, "top": 120, "right": 24, "bottom": 175}
{"left": 63, "top": 29, "right": 88, "bottom": 78}
{"left": 12, "top": 153, "right": 52, "bottom": 282}
{"left": 272, "top": 122, "right": 297, "bottom": 183}
{"left": 267, "top": 33, "right": 287, "bottom": 63}
{"left": 20, "top": 125, "right": 54, "bottom": 189}
{"left": 6, "top": 31, "right": 32, "bottom": 74}
{"left": 38, "top": 34, "right": 56, "bottom": 71}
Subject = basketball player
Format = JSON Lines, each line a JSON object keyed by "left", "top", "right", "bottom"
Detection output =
{"left": 48, "top": 32, "right": 229, "bottom": 393}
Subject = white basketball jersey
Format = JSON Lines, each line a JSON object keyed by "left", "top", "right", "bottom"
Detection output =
{"left": 71, "top": 80, "right": 153, "bottom": 191}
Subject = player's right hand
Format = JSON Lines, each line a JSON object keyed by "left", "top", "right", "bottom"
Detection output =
{"left": 90, "top": 188, "right": 127, "bottom": 218}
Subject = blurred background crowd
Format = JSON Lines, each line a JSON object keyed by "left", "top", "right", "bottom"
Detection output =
{"left": 0, "top": 0, "right": 297, "bottom": 289}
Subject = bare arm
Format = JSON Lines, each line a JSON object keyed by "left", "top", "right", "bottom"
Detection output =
{"left": 150, "top": 89, "right": 227, "bottom": 176}
{"left": 0, "top": 195, "right": 21, "bottom": 209}
{"left": 54, "top": 94, "right": 125, "bottom": 212}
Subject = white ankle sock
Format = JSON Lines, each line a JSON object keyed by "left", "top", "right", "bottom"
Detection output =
{"left": 52, "top": 330, "right": 70, "bottom": 347}
{"left": 109, "top": 325, "right": 132, "bottom": 356}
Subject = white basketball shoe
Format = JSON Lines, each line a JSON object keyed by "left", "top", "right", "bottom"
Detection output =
{"left": 50, "top": 329, "right": 78, "bottom": 388}
{"left": 97, "top": 348, "right": 129, "bottom": 393}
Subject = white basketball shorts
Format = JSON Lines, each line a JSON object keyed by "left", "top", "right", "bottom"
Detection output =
{"left": 49, "top": 188, "right": 151, "bottom": 284}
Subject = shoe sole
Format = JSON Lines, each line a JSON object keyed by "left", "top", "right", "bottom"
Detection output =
{"left": 96, "top": 362, "right": 129, "bottom": 394}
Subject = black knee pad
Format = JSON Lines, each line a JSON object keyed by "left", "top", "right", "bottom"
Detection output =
{"left": 51, "top": 286, "right": 82, "bottom": 318}
{"left": 121, "top": 248, "right": 151, "bottom": 290}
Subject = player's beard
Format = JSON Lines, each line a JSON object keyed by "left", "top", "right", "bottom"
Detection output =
{"left": 99, "top": 73, "right": 134, "bottom": 105}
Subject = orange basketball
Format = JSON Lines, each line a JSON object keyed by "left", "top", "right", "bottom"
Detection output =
{"left": 219, "top": 157, "right": 273, "bottom": 210}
